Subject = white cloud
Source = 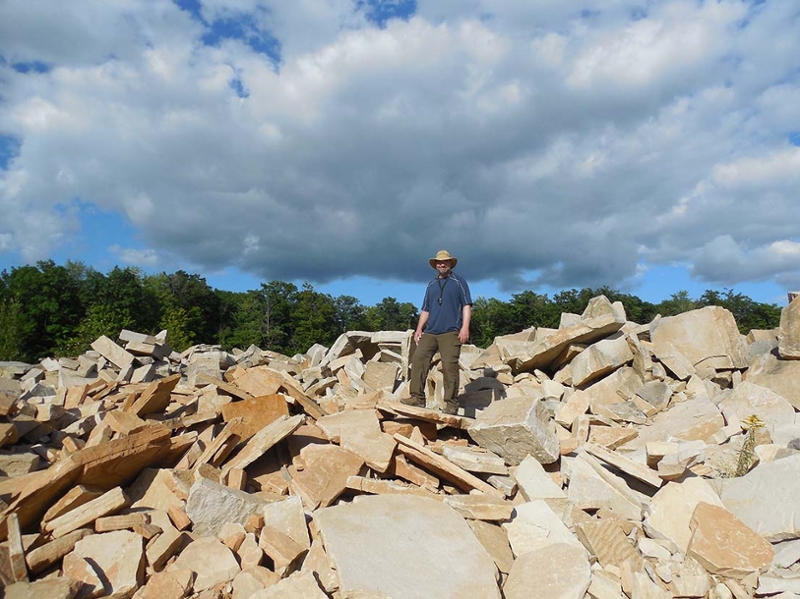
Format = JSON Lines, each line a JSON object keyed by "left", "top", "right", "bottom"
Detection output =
{"left": 110, "top": 245, "right": 160, "bottom": 268}
{"left": 0, "top": 0, "right": 799, "bottom": 297}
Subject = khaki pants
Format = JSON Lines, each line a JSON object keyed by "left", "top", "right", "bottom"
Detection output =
{"left": 409, "top": 331, "right": 461, "bottom": 401}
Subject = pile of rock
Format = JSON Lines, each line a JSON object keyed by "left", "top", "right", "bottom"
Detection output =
{"left": 1, "top": 294, "right": 800, "bottom": 599}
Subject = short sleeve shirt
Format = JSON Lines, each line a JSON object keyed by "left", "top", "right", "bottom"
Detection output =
{"left": 421, "top": 272, "right": 472, "bottom": 334}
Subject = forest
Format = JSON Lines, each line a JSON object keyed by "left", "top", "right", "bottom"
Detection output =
{"left": 0, "top": 260, "right": 784, "bottom": 363}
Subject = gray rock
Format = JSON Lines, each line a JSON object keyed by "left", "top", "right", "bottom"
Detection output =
{"left": 468, "top": 395, "right": 560, "bottom": 465}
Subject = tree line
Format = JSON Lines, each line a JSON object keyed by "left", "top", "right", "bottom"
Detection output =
{"left": 0, "top": 260, "right": 783, "bottom": 363}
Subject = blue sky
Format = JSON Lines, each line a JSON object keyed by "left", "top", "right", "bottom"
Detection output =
{"left": 1, "top": 0, "right": 799, "bottom": 311}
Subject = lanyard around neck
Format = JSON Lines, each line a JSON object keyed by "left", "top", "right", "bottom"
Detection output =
{"left": 437, "top": 276, "right": 449, "bottom": 306}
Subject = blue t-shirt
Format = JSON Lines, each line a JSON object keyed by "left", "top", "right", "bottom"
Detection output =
{"left": 421, "top": 272, "right": 472, "bottom": 334}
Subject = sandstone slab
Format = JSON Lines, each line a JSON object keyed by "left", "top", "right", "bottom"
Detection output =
{"left": 502, "top": 499, "right": 583, "bottom": 557}
{"left": 688, "top": 502, "right": 774, "bottom": 578}
{"left": 62, "top": 530, "right": 144, "bottom": 598}
{"left": 314, "top": 494, "right": 500, "bottom": 599}
{"left": 650, "top": 306, "right": 748, "bottom": 371}
{"left": 186, "top": 477, "right": 269, "bottom": 537}
{"left": 643, "top": 477, "right": 725, "bottom": 554}
{"left": 719, "top": 453, "right": 800, "bottom": 541}
{"left": 503, "top": 542, "right": 591, "bottom": 599}
{"left": 468, "top": 395, "right": 559, "bottom": 465}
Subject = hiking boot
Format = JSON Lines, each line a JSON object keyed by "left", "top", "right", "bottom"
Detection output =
{"left": 442, "top": 400, "right": 460, "bottom": 415}
{"left": 399, "top": 395, "right": 425, "bottom": 408}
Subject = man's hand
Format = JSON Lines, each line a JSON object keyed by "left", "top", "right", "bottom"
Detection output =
{"left": 414, "top": 329, "right": 424, "bottom": 344}
{"left": 458, "top": 326, "right": 469, "bottom": 344}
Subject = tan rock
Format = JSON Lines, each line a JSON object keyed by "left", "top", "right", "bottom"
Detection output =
{"left": 643, "top": 477, "right": 725, "bottom": 554}
{"left": 650, "top": 306, "right": 748, "bottom": 372}
{"left": 289, "top": 444, "right": 365, "bottom": 509}
{"left": 443, "top": 493, "right": 515, "bottom": 521}
{"left": 566, "top": 452, "right": 644, "bottom": 521}
{"left": 135, "top": 568, "right": 193, "bottom": 599}
{"left": 232, "top": 566, "right": 281, "bottom": 599}
{"left": 441, "top": 444, "right": 508, "bottom": 475}
{"left": 503, "top": 542, "right": 591, "bottom": 599}
{"left": 186, "top": 477, "right": 270, "bottom": 537}
{"left": 468, "top": 394, "right": 560, "bottom": 465}
{"left": 314, "top": 495, "right": 500, "bottom": 598}
{"left": 221, "top": 394, "right": 289, "bottom": 440}
{"left": 720, "top": 453, "right": 800, "bottom": 541}
{"left": 575, "top": 518, "right": 643, "bottom": 571}
{"left": 745, "top": 351, "right": 800, "bottom": 409}
{"left": 250, "top": 571, "right": 328, "bottom": 598}
{"left": 512, "top": 454, "right": 567, "bottom": 514}
{"left": 688, "top": 502, "right": 774, "bottom": 578}
{"left": 62, "top": 530, "right": 144, "bottom": 598}
{"left": 468, "top": 520, "right": 515, "bottom": 574}
{"left": 502, "top": 500, "right": 584, "bottom": 557}
{"left": 317, "top": 409, "right": 396, "bottom": 472}
{"left": 778, "top": 296, "right": 800, "bottom": 359}
{"left": 3, "top": 577, "right": 83, "bottom": 599}
{"left": 570, "top": 335, "right": 634, "bottom": 388}
{"left": 167, "top": 536, "right": 240, "bottom": 592}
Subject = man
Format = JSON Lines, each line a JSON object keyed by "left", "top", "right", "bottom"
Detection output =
{"left": 402, "top": 250, "right": 472, "bottom": 415}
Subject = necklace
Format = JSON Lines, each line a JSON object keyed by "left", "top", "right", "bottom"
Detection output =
{"left": 437, "top": 277, "right": 449, "bottom": 306}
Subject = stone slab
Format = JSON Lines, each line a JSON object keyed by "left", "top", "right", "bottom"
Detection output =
{"left": 314, "top": 494, "right": 500, "bottom": 599}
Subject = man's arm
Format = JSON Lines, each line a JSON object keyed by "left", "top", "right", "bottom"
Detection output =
{"left": 414, "top": 310, "right": 429, "bottom": 344}
{"left": 459, "top": 304, "right": 471, "bottom": 343}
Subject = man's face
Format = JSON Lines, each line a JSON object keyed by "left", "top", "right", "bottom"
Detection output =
{"left": 435, "top": 260, "right": 453, "bottom": 276}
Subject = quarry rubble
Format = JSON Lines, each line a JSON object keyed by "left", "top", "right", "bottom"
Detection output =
{"left": 1, "top": 293, "right": 800, "bottom": 598}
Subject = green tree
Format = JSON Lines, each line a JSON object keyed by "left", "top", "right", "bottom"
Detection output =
{"left": 364, "top": 297, "right": 419, "bottom": 332}
{"left": 698, "top": 288, "right": 781, "bottom": 333}
{"left": 333, "top": 295, "right": 368, "bottom": 333}
{"left": 471, "top": 297, "right": 517, "bottom": 348}
{"left": 656, "top": 290, "right": 697, "bottom": 316}
{"left": 509, "top": 290, "right": 560, "bottom": 330}
{"left": 59, "top": 303, "right": 136, "bottom": 356}
{"left": 0, "top": 297, "right": 24, "bottom": 361}
{"left": 260, "top": 281, "right": 298, "bottom": 351}
{"left": 290, "top": 283, "right": 339, "bottom": 354}
{"left": 1, "top": 261, "right": 84, "bottom": 360}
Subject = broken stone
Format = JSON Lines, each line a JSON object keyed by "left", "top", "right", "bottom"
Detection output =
{"left": 502, "top": 500, "right": 584, "bottom": 557}
{"left": 688, "top": 501, "right": 774, "bottom": 578}
{"left": 62, "top": 530, "right": 144, "bottom": 597}
{"left": 719, "top": 453, "right": 800, "bottom": 541}
{"left": 778, "top": 296, "right": 800, "bottom": 359}
{"left": 468, "top": 395, "right": 559, "bottom": 465}
{"left": 644, "top": 477, "right": 725, "bottom": 554}
{"left": 570, "top": 335, "right": 634, "bottom": 388}
{"left": 167, "top": 536, "right": 240, "bottom": 592}
{"left": 289, "top": 444, "right": 365, "bottom": 509}
{"left": 186, "top": 476, "right": 269, "bottom": 537}
{"left": 503, "top": 542, "right": 591, "bottom": 599}
{"left": 314, "top": 495, "right": 500, "bottom": 598}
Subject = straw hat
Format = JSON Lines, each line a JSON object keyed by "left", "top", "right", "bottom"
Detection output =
{"left": 429, "top": 250, "right": 457, "bottom": 269}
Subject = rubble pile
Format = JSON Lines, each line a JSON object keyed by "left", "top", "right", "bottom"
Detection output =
{"left": 1, "top": 294, "right": 800, "bottom": 598}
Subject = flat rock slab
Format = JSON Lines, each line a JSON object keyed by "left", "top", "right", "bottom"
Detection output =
{"left": 502, "top": 499, "right": 583, "bottom": 557}
{"left": 688, "top": 502, "right": 774, "bottom": 578}
{"left": 719, "top": 453, "right": 800, "bottom": 541}
{"left": 186, "top": 477, "right": 270, "bottom": 537}
{"left": 314, "top": 494, "right": 501, "bottom": 599}
{"left": 643, "top": 477, "right": 724, "bottom": 554}
{"left": 62, "top": 530, "right": 144, "bottom": 598}
{"left": 503, "top": 542, "right": 591, "bottom": 599}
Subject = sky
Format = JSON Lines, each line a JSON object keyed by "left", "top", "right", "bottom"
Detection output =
{"left": 1, "top": 0, "right": 799, "bottom": 309}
